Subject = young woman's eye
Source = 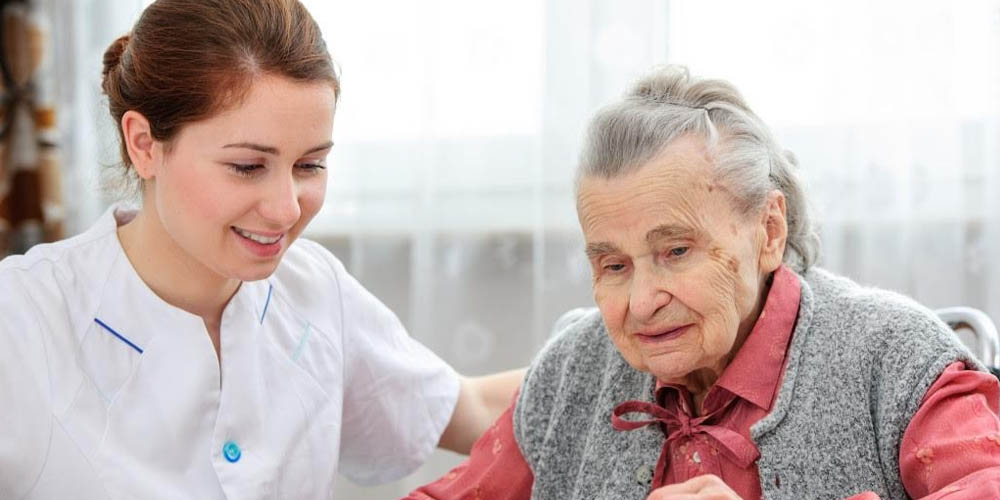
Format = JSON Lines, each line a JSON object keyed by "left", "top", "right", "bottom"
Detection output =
{"left": 295, "top": 162, "right": 327, "bottom": 174}
{"left": 228, "top": 163, "right": 263, "bottom": 177}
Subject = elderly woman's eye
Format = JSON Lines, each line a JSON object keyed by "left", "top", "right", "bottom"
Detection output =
{"left": 668, "top": 247, "right": 689, "bottom": 257}
{"left": 603, "top": 263, "right": 626, "bottom": 272}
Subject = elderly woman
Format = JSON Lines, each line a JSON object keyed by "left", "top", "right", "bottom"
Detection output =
{"left": 406, "top": 66, "right": 1000, "bottom": 499}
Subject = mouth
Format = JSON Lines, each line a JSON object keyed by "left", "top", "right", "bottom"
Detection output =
{"left": 232, "top": 226, "right": 286, "bottom": 257}
{"left": 233, "top": 227, "right": 283, "bottom": 244}
{"left": 634, "top": 324, "right": 692, "bottom": 344}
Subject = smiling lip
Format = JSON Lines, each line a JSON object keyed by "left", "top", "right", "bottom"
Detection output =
{"left": 634, "top": 324, "right": 692, "bottom": 344}
{"left": 232, "top": 226, "right": 285, "bottom": 258}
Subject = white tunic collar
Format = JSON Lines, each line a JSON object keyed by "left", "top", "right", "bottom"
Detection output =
{"left": 86, "top": 205, "right": 273, "bottom": 361}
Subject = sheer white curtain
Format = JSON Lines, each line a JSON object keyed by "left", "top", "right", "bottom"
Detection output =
{"left": 302, "top": 2, "right": 670, "bottom": 494}
{"left": 668, "top": 0, "right": 1000, "bottom": 323}
{"left": 54, "top": 0, "right": 999, "bottom": 497}
{"left": 305, "top": 1, "right": 1000, "bottom": 496}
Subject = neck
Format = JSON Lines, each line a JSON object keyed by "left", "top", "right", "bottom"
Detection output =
{"left": 117, "top": 206, "right": 240, "bottom": 326}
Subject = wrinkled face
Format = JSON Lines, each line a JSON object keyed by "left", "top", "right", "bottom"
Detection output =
{"left": 145, "top": 75, "right": 336, "bottom": 282}
{"left": 577, "top": 135, "right": 780, "bottom": 385}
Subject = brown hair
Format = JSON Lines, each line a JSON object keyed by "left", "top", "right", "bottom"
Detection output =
{"left": 101, "top": 0, "right": 339, "bottom": 176}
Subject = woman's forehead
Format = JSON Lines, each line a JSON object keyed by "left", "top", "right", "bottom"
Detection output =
{"left": 579, "top": 155, "right": 715, "bottom": 216}
{"left": 172, "top": 76, "right": 336, "bottom": 151}
{"left": 577, "top": 153, "right": 743, "bottom": 250}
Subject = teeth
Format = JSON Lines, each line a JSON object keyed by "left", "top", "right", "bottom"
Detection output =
{"left": 235, "top": 228, "right": 281, "bottom": 245}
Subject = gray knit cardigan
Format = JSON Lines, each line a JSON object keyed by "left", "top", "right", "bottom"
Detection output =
{"left": 513, "top": 268, "right": 980, "bottom": 500}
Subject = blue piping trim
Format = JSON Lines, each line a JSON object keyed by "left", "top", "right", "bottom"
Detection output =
{"left": 291, "top": 323, "right": 313, "bottom": 362}
{"left": 260, "top": 284, "right": 273, "bottom": 324}
{"left": 94, "top": 318, "right": 144, "bottom": 354}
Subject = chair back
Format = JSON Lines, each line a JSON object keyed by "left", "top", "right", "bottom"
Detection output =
{"left": 937, "top": 306, "right": 1000, "bottom": 379}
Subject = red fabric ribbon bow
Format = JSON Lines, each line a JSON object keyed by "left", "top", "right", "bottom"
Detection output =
{"left": 611, "top": 397, "right": 760, "bottom": 488}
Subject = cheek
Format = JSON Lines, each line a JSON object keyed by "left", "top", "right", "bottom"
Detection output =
{"left": 158, "top": 164, "right": 230, "bottom": 224}
{"left": 729, "top": 243, "right": 764, "bottom": 316}
{"left": 297, "top": 176, "right": 327, "bottom": 220}
{"left": 690, "top": 249, "right": 752, "bottom": 346}
{"left": 593, "top": 282, "right": 629, "bottom": 321}
{"left": 676, "top": 261, "right": 737, "bottom": 319}
{"left": 593, "top": 285, "right": 636, "bottom": 348}
{"left": 705, "top": 247, "right": 751, "bottom": 308}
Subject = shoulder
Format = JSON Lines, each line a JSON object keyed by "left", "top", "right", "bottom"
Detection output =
{"left": 528, "top": 308, "right": 610, "bottom": 377}
{"left": 268, "top": 237, "right": 349, "bottom": 315}
{"left": 272, "top": 237, "right": 347, "bottom": 287}
{"left": 804, "top": 267, "right": 937, "bottom": 321}
{"left": 0, "top": 216, "right": 115, "bottom": 280}
{"left": 517, "top": 308, "right": 609, "bottom": 402}
{"left": 802, "top": 267, "right": 964, "bottom": 356}
{"left": 547, "top": 307, "right": 606, "bottom": 348}
{"left": 792, "top": 267, "right": 978, "bottom": 426}
{"left": 0, "top": 218, "right": 118, "bottom": 330}
{"left": 271, "top": 237, "right": 396, "bottom": 320}
{"left": 268, "top": 238, "right": 407, "bottom": 350}
{"left": 514, "top": 308, "right": 616, "bottom": 438}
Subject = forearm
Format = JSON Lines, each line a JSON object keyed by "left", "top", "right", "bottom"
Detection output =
{"left": 468, "top": 368, "right": 527, "bottom": 418}
{"left": 438, "top": 368, "right": 526, "bottom": 454}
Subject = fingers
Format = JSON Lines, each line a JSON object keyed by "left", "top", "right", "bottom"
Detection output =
{"left": 647, "top": 494, "right": 701, "bottom": 500}
{"left": 646, "top": 474, "right": 742, "bottom": 500}
{"left": 649, "top": 474, "right": 720, "bottom": 495}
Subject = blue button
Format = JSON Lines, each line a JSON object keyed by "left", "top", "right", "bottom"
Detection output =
{"left": 223, "top": 441, "right": 242, "bottom": 463}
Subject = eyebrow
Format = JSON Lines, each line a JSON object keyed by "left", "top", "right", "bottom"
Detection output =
{"left": 222, "top": 140, "right": 335, "bottom": 156}
{"left": 584, "top": 242, "right": 620, "bottom": 259}
{"left": 646, "top": 224, "right": 696, "bottom": 244}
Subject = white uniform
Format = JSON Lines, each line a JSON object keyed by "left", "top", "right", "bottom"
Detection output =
{"left": 0, "top": 207, "right": 459, "bottom": 499}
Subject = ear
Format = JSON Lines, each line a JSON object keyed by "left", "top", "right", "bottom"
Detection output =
{"left": 758, "top": 189, "right": 788, "bottom": 273}
{"left": 121, "top": 110, "right": 161, "bottom": 180}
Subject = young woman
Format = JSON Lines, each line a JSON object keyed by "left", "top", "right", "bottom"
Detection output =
{"left": 0, "top": 1, "right": 521, "bottom": 498}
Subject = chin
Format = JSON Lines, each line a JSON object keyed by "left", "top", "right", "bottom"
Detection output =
{"left": 233, "top": 263, "right": 281, "bottom": 282}
{"left": 645, "top": 356, "right": 697, "bottom": 382}
{"left": 649, "top": 369, "right": 688, "bottom": 384}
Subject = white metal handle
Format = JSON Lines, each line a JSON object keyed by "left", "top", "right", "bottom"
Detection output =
{"left": 937, "top": 306, "right": 1000, "bottom": 370}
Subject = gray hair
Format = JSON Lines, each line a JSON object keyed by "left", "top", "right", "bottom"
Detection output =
{"left": 577, "top": 65, "right": 820, "bottom": 272}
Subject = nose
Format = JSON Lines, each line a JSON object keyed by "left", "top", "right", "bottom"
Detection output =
{"left": 628, "top": 263, "right": 670, "bottom": 323}
{"left": 259, "top": 170, "right": 301, "bottom": 228}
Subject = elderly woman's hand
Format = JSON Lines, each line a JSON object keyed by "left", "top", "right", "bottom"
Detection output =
{"left": 646, "top": 475, "right": 743, "bottom": 500}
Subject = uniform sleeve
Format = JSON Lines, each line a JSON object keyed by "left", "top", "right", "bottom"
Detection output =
{"left": 328, "top": 252, "right": 460, "bottom": 486}
{"left": 899, "top": 361, "right": 1000, "bottom": 499}
{"left": 0, "top": 274, "right": 53, "bottom": 498}
{"left": 403, "top": 394, "right": 533, "bottom": 500}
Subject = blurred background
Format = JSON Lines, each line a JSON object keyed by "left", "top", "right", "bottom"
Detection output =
{"left": 1, "top": 0, "right": 997, "bottom": 497}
